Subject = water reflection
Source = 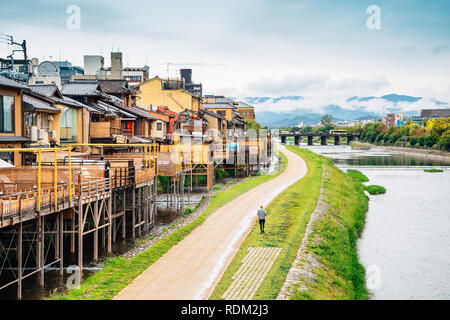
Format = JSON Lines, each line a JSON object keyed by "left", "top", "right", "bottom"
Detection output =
{"left": 300, "top": 145, "right": 450, "bottom": 299}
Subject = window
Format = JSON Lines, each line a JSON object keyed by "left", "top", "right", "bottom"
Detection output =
{"left": 25, "top": 112, "right": 36, "bottom": 126}
{"left": 40, "top": 113, "right": 50, "bottom": 130}
{"left": 0, "top": 95, "right": 14, "bottom": 133}
{"left": 157, "top": 122, "right": 162, "bottom": 131}
{"left": 217, "top": 110, "right": 226, "bottom": 117}
{"left": 60, "top": 107, "right": 78, "bottom": 142}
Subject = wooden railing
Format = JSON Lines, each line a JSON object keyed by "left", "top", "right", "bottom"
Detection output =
{"left": 0, "top": 167, "right": 155, "bottom": 225}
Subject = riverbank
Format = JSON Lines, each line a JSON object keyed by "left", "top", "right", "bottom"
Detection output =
{"left": 209, "top": 147, "right": 321, "bottom": 300}
{"left": 49, "top": 153, "right": 285, "bottom": 300}
{"left": 210, "top": 146, "right": 369, "bottom": 300}
{"left": 281, "top": 149, "right": 369, "bottom": 299}
{"left": 351, "top": 141, "right": 450, "bottom": 161}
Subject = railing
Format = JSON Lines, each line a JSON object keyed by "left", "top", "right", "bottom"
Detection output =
{"left": 111, "top": 127, "right": 133, "bottom": 137}
{"left": 0, "top": 167, "right": 156, "bottom": 225}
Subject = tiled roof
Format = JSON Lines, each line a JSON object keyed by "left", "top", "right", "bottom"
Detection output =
{"left": 61, "top": 82, "right": 102, "bottom": 96}
{"left": 98, "top": 80, "right": 129, "bottom": 93}
{"left": 203, "top": 109, "right": 225, "bottom": 119}
{"left": 203, "top": 103, "right": 236, "bottom": 109}
{"left": 126, "top": 106, "right": 160, "bottom": 120}
{"left": 28, "top": 84, "right": 60, "bottom": 98}
{"left": 235, "top": 101, "right": 254, "bottom": 109}
{"left": 0, "top": 75, "right": 29, "bottom": 90}
{"left": 23, "top": 94, "right": 60, "bottom": 113}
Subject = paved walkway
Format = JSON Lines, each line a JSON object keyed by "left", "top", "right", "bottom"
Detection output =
{"left": 114, "top": 145, "right": 307, "bottom": 300}
{"left": 222, "top": 247, "right": 283, "bottom": 300}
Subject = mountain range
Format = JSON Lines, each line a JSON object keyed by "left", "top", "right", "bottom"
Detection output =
{"left": 240, "top": 94, "right": 449, "bottom": 127}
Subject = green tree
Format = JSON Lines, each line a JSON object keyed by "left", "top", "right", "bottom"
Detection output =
{"left": 320, "top": 114, "right": 334, "bottom": 127}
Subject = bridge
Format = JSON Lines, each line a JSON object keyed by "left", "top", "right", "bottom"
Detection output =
{"left": 279, "top": 132, "right": 360, "bottom": 145}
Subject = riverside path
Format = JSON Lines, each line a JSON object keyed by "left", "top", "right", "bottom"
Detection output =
{"left": 114, "top": 145, "right": 308, "bottom": 300}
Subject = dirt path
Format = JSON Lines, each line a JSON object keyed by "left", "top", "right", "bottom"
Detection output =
{"left": 114, "top": 145, "right": 307, "bottom": 300}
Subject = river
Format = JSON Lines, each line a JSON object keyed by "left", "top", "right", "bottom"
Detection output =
{"left": 300, "top": 145, "right": 450, "bottom": 300}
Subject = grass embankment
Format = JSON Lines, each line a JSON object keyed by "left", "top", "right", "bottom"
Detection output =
{"left": 210, "top": 147, "right": 323, "bottom": 299}
{"left": 347, "top": 169, "right": 369, "bottom": 182}
{"left": 50, "top": 153, "right": 287, "bottom": 300}
{"left": 291, "top": 154, "right": 370, "bottom": 300}
{"left": 424, "top": 168, "right": 444, "bottom": 173}
{"left": 211, "top": 147, "right": 370, "bottom": 300}
{"left": 347, "top": 169, "right": 386, "bottom": 196}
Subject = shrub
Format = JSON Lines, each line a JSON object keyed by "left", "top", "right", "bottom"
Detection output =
{"left": 375, "top": 134, "right": 384, "bottom": 143}
{"left": 406, "top": 142, "right": 411, "bottom": 148}
{"left": 347, "top": 169, "right": 369, "bottom": 182}
{"left": 409, "top": 136, "right": 418, "bottom": 146}
{"left": 438, "top": 130, "right": 450, "bottom": 151}
{"left": 182, "top": 206, "right": 195, "bottom": 216}
{"left": 212, "top": 185, "right": 222, "bottom": 191}
{"left": 425, "top": 135, "right": 436, "bottom": 148}
{"left": 418, "top": 135, "right": 426, "bottom": 147}
{"left": 365, "top": 185, "right": 386, "bottom": 195}
{"left": 389, "top": 133, "right": 400, "bottom": 145}
{"left": 257, "top": 170, "right": 267, "bottom": 176}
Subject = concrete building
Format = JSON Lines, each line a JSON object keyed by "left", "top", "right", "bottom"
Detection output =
{"left": 73, "top": 52, "right": 149, "bottom": 84}
{"left": 420, "top": 109, "right": 450, "bottom": 119}
{"left": 235, "top": 101, "right": 255, "bottom": 120}
{"left": 83, "top": 55, "right": 105, "bottom": 75}
{"left": 382, "top": 112, "right": 404, "bottom": 128}
{"left": 52, "top": 61, "right": 84, "bottom": 84}
{"left": 180, "top": 69, "right": 202, "bottom": 97}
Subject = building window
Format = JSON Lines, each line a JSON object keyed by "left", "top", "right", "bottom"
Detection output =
{"left": 25, "top": 112, "right": 36, "bottom": 126}
{"left": 217, "top": 110, "right": 226, "bottom": 117}
{"left": 40, "top": 113, "right": 50, "bottom": 130}
{"left": 60, "top": 107, "right": 78, "bottom": 142}
{"left": 157, "top": 122, "right": 162, "bottom": 131}
{"left": 0, "top": 95, "right": 14, "bottom": 133}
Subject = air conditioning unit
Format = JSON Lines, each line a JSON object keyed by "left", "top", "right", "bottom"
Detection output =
{"left": 49, "top": 130, "right": 57, "bottom": 139}
{"left": 37, "top": 129, "right": 45, "bottom": 140}
{"left": 29, "top": 126, "right": 38, "bottom": 141}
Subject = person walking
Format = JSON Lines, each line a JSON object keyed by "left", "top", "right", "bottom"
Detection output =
{"left": 257, "top": 206, "right": 267, "bottom": 234}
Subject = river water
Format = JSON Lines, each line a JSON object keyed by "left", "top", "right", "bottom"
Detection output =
{"left": 300, "top": 145, "right": 450, "bottom": 300}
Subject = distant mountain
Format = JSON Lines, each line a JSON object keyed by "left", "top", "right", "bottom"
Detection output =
{"left": 245, "top": 94, "right": 448, "bottom": 127}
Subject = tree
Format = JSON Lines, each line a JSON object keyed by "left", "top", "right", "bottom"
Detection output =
{"left": 320, "top": 114, "right": 334, "bottom": 127}
{"left": 438, "top": 130, "right": 450, "bottom": 151}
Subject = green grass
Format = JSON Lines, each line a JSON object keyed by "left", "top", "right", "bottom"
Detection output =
{"left": 365, "top": 185, "right": 386, "bottom": 195}
{"left": 346, "top": 169, "right": 369, "bottom": 182}
{"left": 291, "top": 153, "right": 369, "bottom": 300}
{"left": 210, "top": 147, "right": 323, "bottom": 300}
{"left": 211, "top": 146, "right": 369, "bottom": 300}
{"left": 212, "top": 184, "right": 222, "bottom": 191}
{"left": 424, "top": 168, "right": 444, "bottom": 173}
{"left": 50, "top": 152, "right": 287, "bottom": 300}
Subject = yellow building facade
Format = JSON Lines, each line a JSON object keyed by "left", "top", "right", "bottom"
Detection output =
{"left": 134, "top": 77, "right": 200, "bottom": 114}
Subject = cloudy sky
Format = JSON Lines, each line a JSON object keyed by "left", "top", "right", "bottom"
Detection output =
{"left": 1, "top": 0, "right": 449, "bottom": 113}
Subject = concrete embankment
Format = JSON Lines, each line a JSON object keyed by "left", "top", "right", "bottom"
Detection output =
{"left": 352, "top": 142, "right": 450, "bottom": 161}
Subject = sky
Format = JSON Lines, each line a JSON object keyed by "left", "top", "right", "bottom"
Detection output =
{"left": 1, "top": 0, "right": 449, "bottom": 114}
